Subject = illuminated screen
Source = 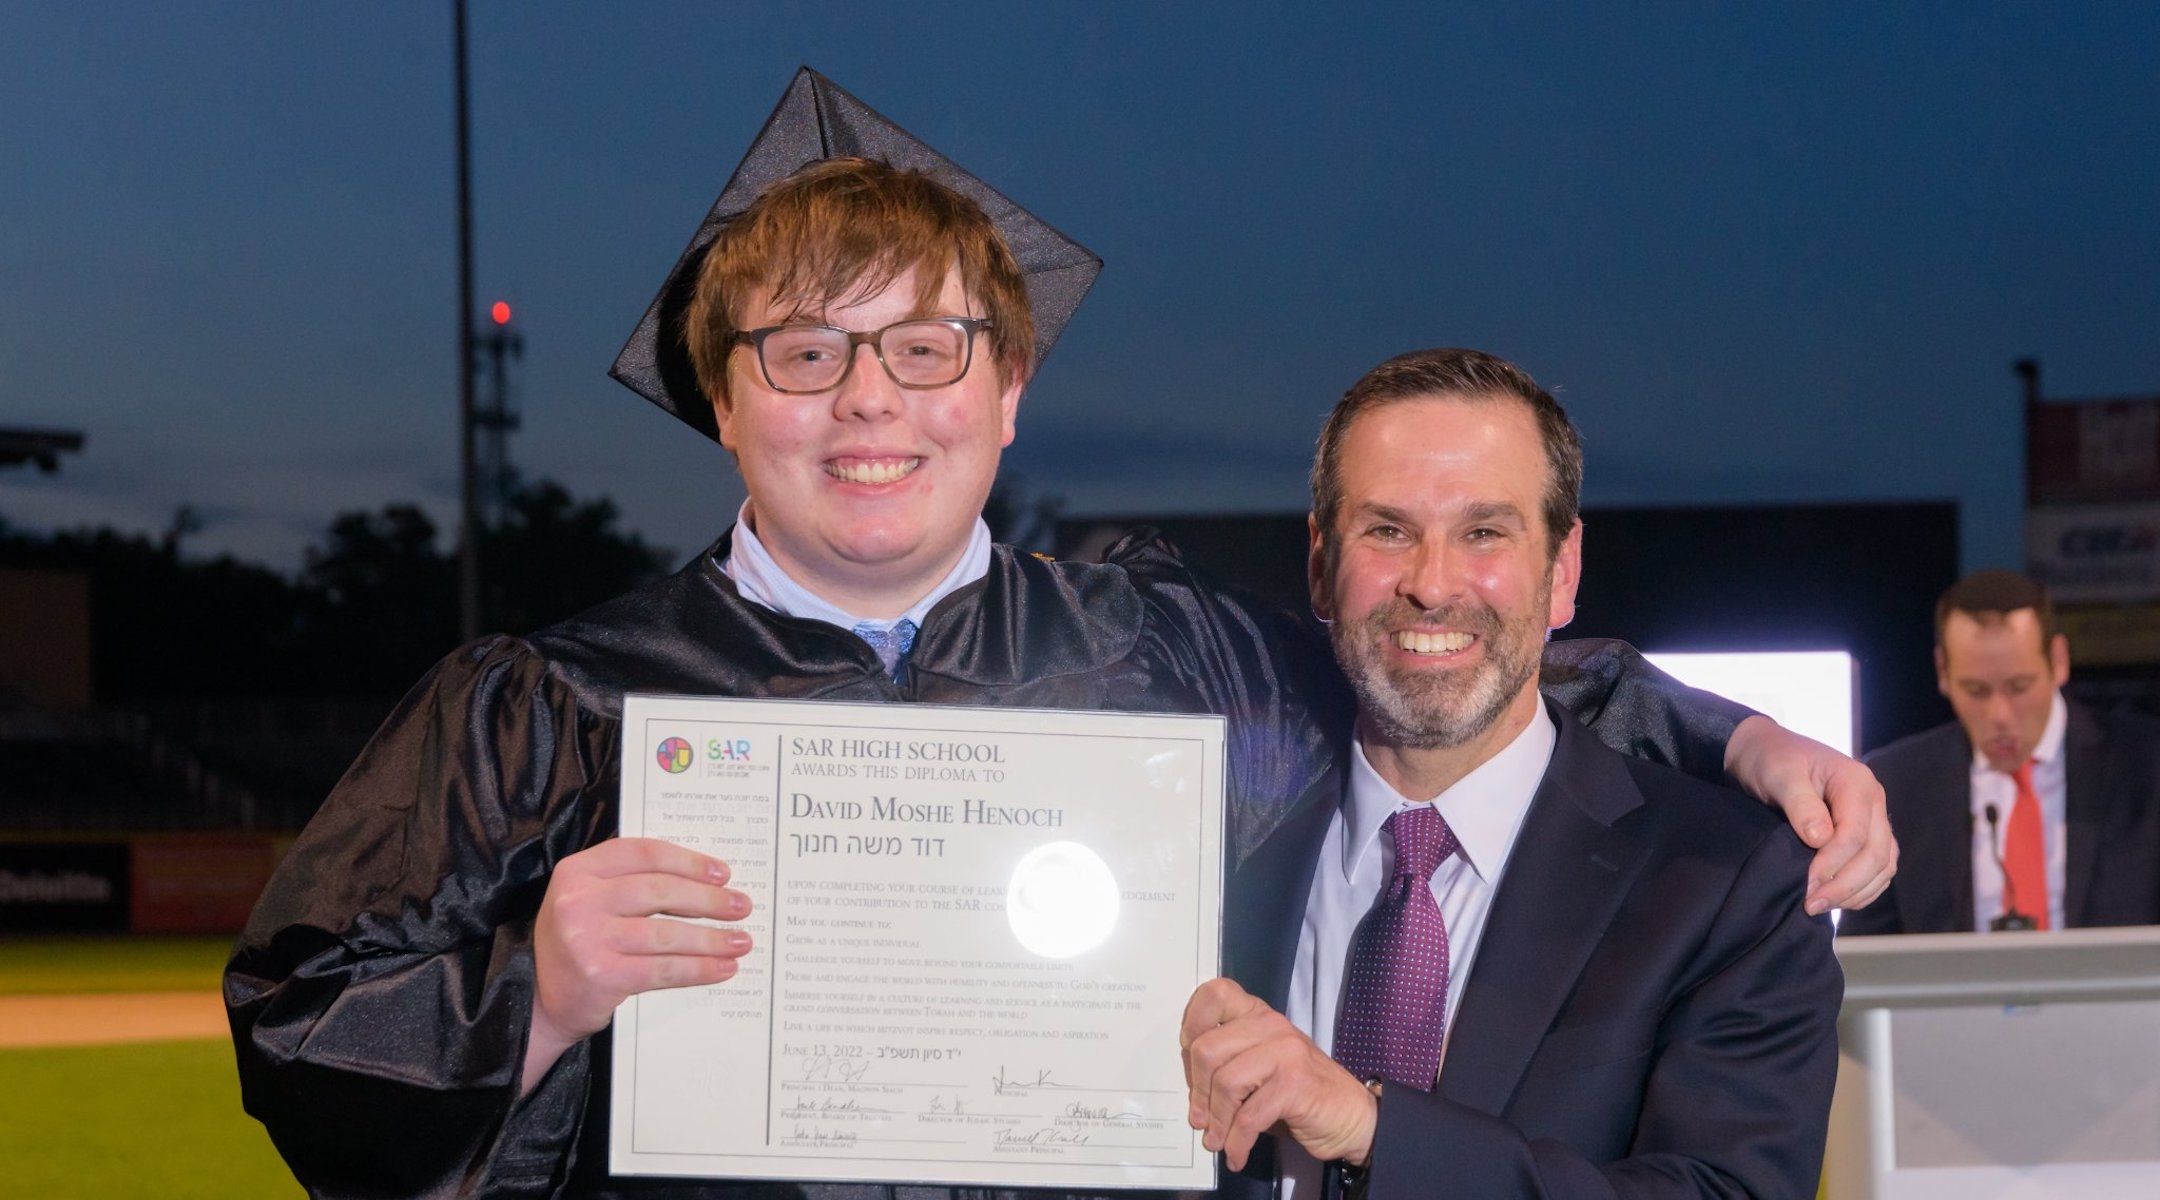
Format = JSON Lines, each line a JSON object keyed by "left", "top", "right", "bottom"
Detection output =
{"left": 1642, "top": 650, "right": 1857, "bottom": 757}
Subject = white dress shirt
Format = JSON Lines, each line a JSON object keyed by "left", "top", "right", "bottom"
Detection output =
{"left": 1968, "top": 691, "right": 2069, "bottom": 931}
{"left": 1277, "top": 704, "right": 1557, "bottom": 1200}
{"left": 720, "top": 500, "right": 991, "bottom": 637}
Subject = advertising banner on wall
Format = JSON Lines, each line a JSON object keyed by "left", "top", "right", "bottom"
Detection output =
{"left": 0, "top": 841, "right": 129, "bottom": 933}
{"left": 2027, "top": 388, "right": 2160, "bottom": 670}
{"left": 129, "top": 835, "right": 283, "bottom": 934}
{"left": 2056, "top": 603, "right": 2160, "bottom": 668}
{"left": 2027, "top": 392, "right": 2160, "bottom": 506}
{"left": 2026, "top": 501, "right": 2160, "bottom": 605}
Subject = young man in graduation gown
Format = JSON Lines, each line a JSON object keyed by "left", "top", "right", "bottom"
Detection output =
{"left": 1182, "top": 349, "right": 1840, "bottom": 1200}
{"left": 226, "top": 72, "right": 1889, "bottom": 1200}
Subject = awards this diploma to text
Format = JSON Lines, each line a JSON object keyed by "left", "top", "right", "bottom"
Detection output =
{"left": 610, "top": 695, "right": 1225, "bottom": 1189}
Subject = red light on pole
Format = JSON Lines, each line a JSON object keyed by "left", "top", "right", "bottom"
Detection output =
{"left": 491, "top": 300, "right": 512, "bottom": 325}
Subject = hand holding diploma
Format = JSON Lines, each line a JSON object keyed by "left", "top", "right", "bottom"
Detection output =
{"left": 1180, "top": 978, "right": 1376, "bottom": 1171}
{"left": 524, "top": 837, "right": 757, "bottom": 1093}
{"left": 608, "top": 695, "right": 1225, "bottom": 1188}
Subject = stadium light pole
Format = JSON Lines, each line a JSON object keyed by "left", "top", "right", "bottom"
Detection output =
{"left": 453, "top": 0, "right": 481, "bottom": 642}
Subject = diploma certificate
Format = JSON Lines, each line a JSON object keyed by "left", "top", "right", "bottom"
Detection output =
{"left": 609, "top": 694, "right": 1224, "bottom": 1189}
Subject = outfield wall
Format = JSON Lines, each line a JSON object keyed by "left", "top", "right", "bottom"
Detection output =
{"left": 0, "top": 834, "right": 288, "bottom": 933}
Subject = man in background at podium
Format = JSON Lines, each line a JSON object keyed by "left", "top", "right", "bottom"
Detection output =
{"left": 1841, "top": 570, "right": 2160, "bottom": 935}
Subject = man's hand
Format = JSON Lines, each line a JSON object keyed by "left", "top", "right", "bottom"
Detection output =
{"left": 1725, "top": 715, "right": 1898, "bottom": 915}
{"left": 1180, "top": 978, "right": 1377, "bottom": 1170}
{"left": 523, "top": 837, "right": 754, "bottom": 1094}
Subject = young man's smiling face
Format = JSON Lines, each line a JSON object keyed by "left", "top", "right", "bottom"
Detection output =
{"left": 713, "top": 264, "right": 1021, "bottom": 617}
{"left": 1310, "top": 393, "right": 1581, "bottom": 771}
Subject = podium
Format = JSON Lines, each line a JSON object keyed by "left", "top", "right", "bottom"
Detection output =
{"left": 1827, "top": 927, "right": 2160, "bottom": 1198}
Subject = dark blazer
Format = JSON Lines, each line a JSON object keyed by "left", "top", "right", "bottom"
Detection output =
{"left": 1218, "top": 705, "right": 1841, "bottom": 1200}
{"left": 1840, "top": 699, "right": 2160, "bottom": 935}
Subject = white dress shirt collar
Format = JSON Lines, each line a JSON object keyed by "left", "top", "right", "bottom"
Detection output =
{"left": 720, "top": 500, "right": 992, "bottom": 631}
{"left": 1339, "top": 702, "right": 1558, "bottom": 888}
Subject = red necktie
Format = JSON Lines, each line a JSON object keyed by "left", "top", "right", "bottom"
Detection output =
{"left": 1334, "top": 806, "right": 1459, "bottom": 1090}
{"left": 2003, "top": 760, "right": 2050, "bottom": 930}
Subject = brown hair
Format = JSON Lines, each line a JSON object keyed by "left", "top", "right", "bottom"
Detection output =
{"left": 684, "top": 157, "right": 1035, "bottom": 404}
{"left": 1935, "top": 569, "right": 2059, "bottom": 649}
{"left": 1310, "top": 347, "right": 1583, "bottom": 555}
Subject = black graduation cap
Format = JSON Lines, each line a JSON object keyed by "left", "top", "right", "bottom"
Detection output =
{"left": 609, "top": 67, "right": 1103, "bottom": 441}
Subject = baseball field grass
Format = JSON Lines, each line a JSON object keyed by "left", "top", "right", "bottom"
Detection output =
{"left": 0, "top": 936, "right": 302, "bottom": 1198}
{"left": 0, "top": 933, "right": 230, "bottom": 994}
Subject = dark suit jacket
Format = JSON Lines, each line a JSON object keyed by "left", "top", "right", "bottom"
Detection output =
{"left": 1217, "top": 705, "right": 1841, "bottom": 1200}
{"left": 1840, "top": 699, "right": 2160, "bottom": 935}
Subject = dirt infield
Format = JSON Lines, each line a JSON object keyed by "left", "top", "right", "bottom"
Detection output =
{"left": 0, "top": 991, "right": 228, "bottom": 1048}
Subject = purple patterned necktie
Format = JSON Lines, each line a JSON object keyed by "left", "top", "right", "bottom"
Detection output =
{"left": 1334, "top": 805, "right": 1460, "bottom": 1090}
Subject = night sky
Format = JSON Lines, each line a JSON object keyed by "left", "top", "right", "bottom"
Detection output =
{"left": 4, "top": 2, "right": 2155, "bottom": 578}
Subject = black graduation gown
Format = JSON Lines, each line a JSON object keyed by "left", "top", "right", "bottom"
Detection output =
{"left": 227, "top": 530, "right": 1744, "bottom": 1199}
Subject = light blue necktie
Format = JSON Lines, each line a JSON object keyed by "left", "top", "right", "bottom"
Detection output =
{"left": 851, "top": 619, "right": 919, "bottom": 683}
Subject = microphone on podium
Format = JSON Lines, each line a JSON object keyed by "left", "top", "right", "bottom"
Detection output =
{"left": 1983, "top": 803, "right": 2039, "bottom": 932}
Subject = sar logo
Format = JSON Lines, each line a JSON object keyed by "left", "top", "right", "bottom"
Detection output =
{"left": 655, "top": 736, "right": 695, "bottom": 774}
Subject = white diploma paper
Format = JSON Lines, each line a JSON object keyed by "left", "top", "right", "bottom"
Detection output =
{"left": 609, "top": 694, "right": 1225, "bottom": 1189}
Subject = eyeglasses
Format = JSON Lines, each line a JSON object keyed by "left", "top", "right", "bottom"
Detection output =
{"left": 729, "top": 317, "right": 995, "bottom": 394}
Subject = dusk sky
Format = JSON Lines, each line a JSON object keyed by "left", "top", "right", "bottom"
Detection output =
{"left": 3, "top": 2, "right": 2155, "bottom": 577}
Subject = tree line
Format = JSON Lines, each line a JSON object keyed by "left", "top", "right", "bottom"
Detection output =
{"left": 1, "top": 480, "right": 671, "bottom": 703}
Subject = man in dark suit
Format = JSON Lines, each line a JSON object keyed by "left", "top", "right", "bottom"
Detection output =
{"left": 1181, "top": 349, "right": 1840, "bottom": 1199}
{"left": 1839, "top": 571, "right": 2160, "bottom": 935}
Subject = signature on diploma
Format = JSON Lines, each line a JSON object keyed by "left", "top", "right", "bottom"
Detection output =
{"left": 995, "top": 1126, "right": 1093, "bottom": 1148}
{"left": 927, "top": 1095, "right": 967, "bottom": 1115}
{"left": 1061, "top": 1100, "right": 1145, "bottom": 1122}
{"left": 799, "top": 1054, "right": 871, "bottom": 1083}
{"left": 788, "top": 1124, "right": 860, "bottom": 1148}
{"left": 990, "top": 1065, "right": 1074, "bottom": 1096}
{"left": 784, "top": 1097, "right": 871, "bottom": 1116}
